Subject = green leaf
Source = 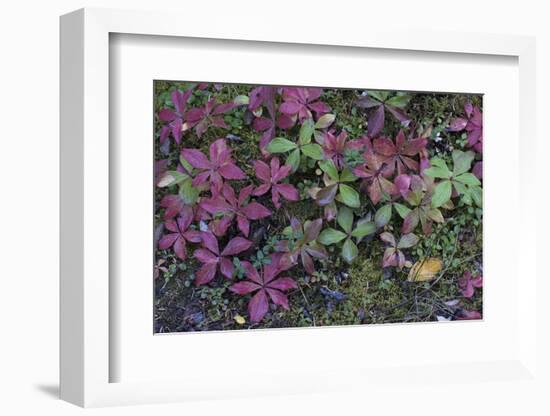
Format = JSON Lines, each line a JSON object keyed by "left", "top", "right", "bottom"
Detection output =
{"left": 157, "top": 170, "right": 189, "bottom": 188}
{"left": 431, "top": 180, "right": 452, "bottom": 208}
{"left": 430, "top": 157, "right": 451, "bottom": 171}
{"left": 385, "top": 94, "right": 412, "bottom": 109}
{"left": 179, "top": 155, "right": 194, "bottom": 174}
{"left": 318, "top": 228, "right": 347, "bottom": 245}
{"left": 301, "top": 143, "right": 324, "bottom": 160}
{"left": 299, "top": 119, "right": 315, "bottom": 145}
{"left": 342, "top": 238, "right": 359, "bottom": 263}
{"left": 470, "top": 186, "right": 483, "bottom": 207}
{"left": 314, "top": 113, "right": 336, "bottom": 129}
{"left": 179, "top": 178, "right": 200, "bottom": 205}
{"left": 394, "top": 203, "right": 412, "bottom": 219}
{"left": 368, "top": 90, "right": 389, "bottom": 102}
{"left": 454, "top": 172, "right": 481, "bottom": 186}
{"left": 338, "top": 184, "right": 360, "bottom": 208}
{"left": 426, "top": 208, "right": 444, "bottom": 223}
{"left": 286, "top": 148, "right": 301, "bottom": 173}
{"left": 351, "top": 221, "right": 376, "bottom": 238}
{"left": 233, "top": 95, "right": 250, "bottom": 106}
{"left": 452, "top": 150, "right": 475, "bottom": 176}
{"left": 318, "top": 160, "right": 339, "bottom": 181}
{"left": 397, "top": 233, "right": 419, "bottom": 249}
{"left": 453, "top": 181, "right": 468, "bottom": 195}
{"left": 266, "top": 137, "right": 297, "bottom": 153}
{"left": 423, "top": 166, "right": 452, "bottom": 179}
{"left": 375, "top": 204, "right": 392, "bottom": 228}
{"left": 339, "top": 168, "right": 358, "bottom": 183}
{"left": 337, "top": 206, "right": 354, "bottom": 234}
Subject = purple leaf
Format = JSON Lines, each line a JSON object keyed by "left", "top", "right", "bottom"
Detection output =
{"left": 279, "top": 101, "right": 303, "bottom": 115}
{"left": 248, "top": 290, "right": 269, "bottom": 322}
{"left": 218, "top": 163, "right": 247, "bottom": 180}
{"left": 221, "top": 237, "right": 252, "bottom": 256}
{"left": 195, "top": 263, "right": 218, "bottom": 286}
{"left": 194, "top": 248, "right": 218, "bottom": 264}
{"left": 219, "top": 257, "right": 234, "bottom": 279}
{"left": 200, "top": 231, "right": 220, "bottom": 255}
{"left": 265, "top": 288, "right": 290, "bottom": 309}
{"left": 181, "top": 149, "right": 211, "bottom": 169}
{"left": 315, "top": 183, "right": 338, "bottom": 206}
{"left": 230, "top": 281, "right": 261, "bottom": 295}
{"left": 242, "top": 202, "right": 271, "bottom": 220}
{"left": 267, "top": 277, "right": 298, "bottom": 291}
{"left": 368, "top": 105, "right": 385, "bottom": 137}
{"left": 274, "top": 183, "right": 299, "bottom": 202}
{"left": 158, "top": 233, "right": 178, "bottom": 250}
{"left": 449, "top": 117, "right": 468, "bottom": 132}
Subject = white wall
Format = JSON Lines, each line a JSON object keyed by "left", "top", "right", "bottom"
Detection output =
{"left": 0, "top": 1, "right": 547, "bottom": 415}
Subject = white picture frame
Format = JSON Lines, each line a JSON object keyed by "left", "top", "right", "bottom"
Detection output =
{"left": 60, "top": 7, "right": 541, "bottom": 408}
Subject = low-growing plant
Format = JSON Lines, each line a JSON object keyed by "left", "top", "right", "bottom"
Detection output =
{"left": 252, "top": 157, "right": 300, "bottom": 208}
{"left": 379, "top": 231, "right": 420, "bottom": 269}
{"left": 318, "top": 207, "right": 376, "bottom": 264}
{"left": 424, "top": 149, "right": 482, "bottom": 208}
{"left": 355, "top": 90, "right": 412, "bottom": 137}
{"left": 193, "top": 231, "right": 252, "bottom": 285}
{"left": 277, "top": 218, "right": 328, "bottom": 274}
{"left": 310, "top": 159, "right": 360, "bottom": 208}
{"left": 229, "top": 254, "right": 298, "bottom": 323}
{"left": 266, "top": 119, "right": 325, "bottom": 172}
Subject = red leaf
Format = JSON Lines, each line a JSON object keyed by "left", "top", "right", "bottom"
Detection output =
{"left": 183, "top": 230, "right": 202, "bottom": 243}
{"left": 237, "top": 215, "right": 250, "bottom": 237}
{"left": 253, "top": 117, "right": 273, "bottom": 132}
{"left": 230, "top": 281, "right": 261, "bottom": 295}
{"left": 209, "top": 139, "right": 230, "bottom": 165}
{"left": 275, "top": 183, "right": 299, "bottom": 201}
{"left": 219, "top": 257, "right": 234, "bottom": 279}
{"left": 242, "top": 202, "right": 271, "bottom": 220}
{"left": 267, "top": 277, "right": 298, "bottom": 291}
{"left": 219, "top": 162, "right": 247, "bottom": 180}
{"left": 238, "top": 185, "right": 254, "bottom": 206}
{"left": 195, "top": 263, "right": 218, "bottom": 286}
{"left": 252, "top": 183, "right": 271, "bottom": 196}
{"left": 173, "top": 237, "right": 187, "bottom": 260}
{"left": 301, "top": 250, "right": 315, "bottom": 275}
{"left": 373, "top": 137, "right": 395, "bottom": 156}
{"left": 199, "top": 197, "right": 232, "bottom": 214}
{"left": 241, "top": 261, "right": 262, "bottom": 284}
{"left": 308, "top": 100, "right": 330, "bottom": 114}
{"left": 248, "top": 290, "right": 269, "bottom": 322}
{"left": 279, "top": 101, "right": 303, "bottom": 115}
{"left": 200, "top": 231, "right": 220, "bottom": 255}
{"left": 221, "top": 237, "right": 252, "bottom": 256}
{"left": 272, "top": 163, "right": 292, "bottom": 183}
{"left": 368, "top": 105, "right": 385, "bottom": 137}
{"left": 158, "top": 233, "right": 178, "bottom": 249}
{"left": 394, "top": 174, "right": 411, "bottom": 197}
{"left": 449, "top": 117, "right": 468, "bottom": 132}
{"left": 253, "top": 160, "right": 271, "bottom": 182}
{"left": 265, "top": 288, "right": 290, "bottom": 310}
{"left": 158, "top": 108, "right": 176, "bottom": 122}
{"left": 303, "top": 218, "right": 323, "bottom": 242}
{"left": 180, "top": 148, "right": 211, "bottom": 169}
{"left": 194, "top": 248, "right": 218, "bottom": 264}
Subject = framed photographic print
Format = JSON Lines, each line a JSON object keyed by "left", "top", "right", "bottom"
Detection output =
{"left": 60, "top": 6, "right": 542, "bottom": 410}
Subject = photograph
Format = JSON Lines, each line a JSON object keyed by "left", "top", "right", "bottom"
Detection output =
{"left": 153, "top": 82, "right": 483, "bottom": 332}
